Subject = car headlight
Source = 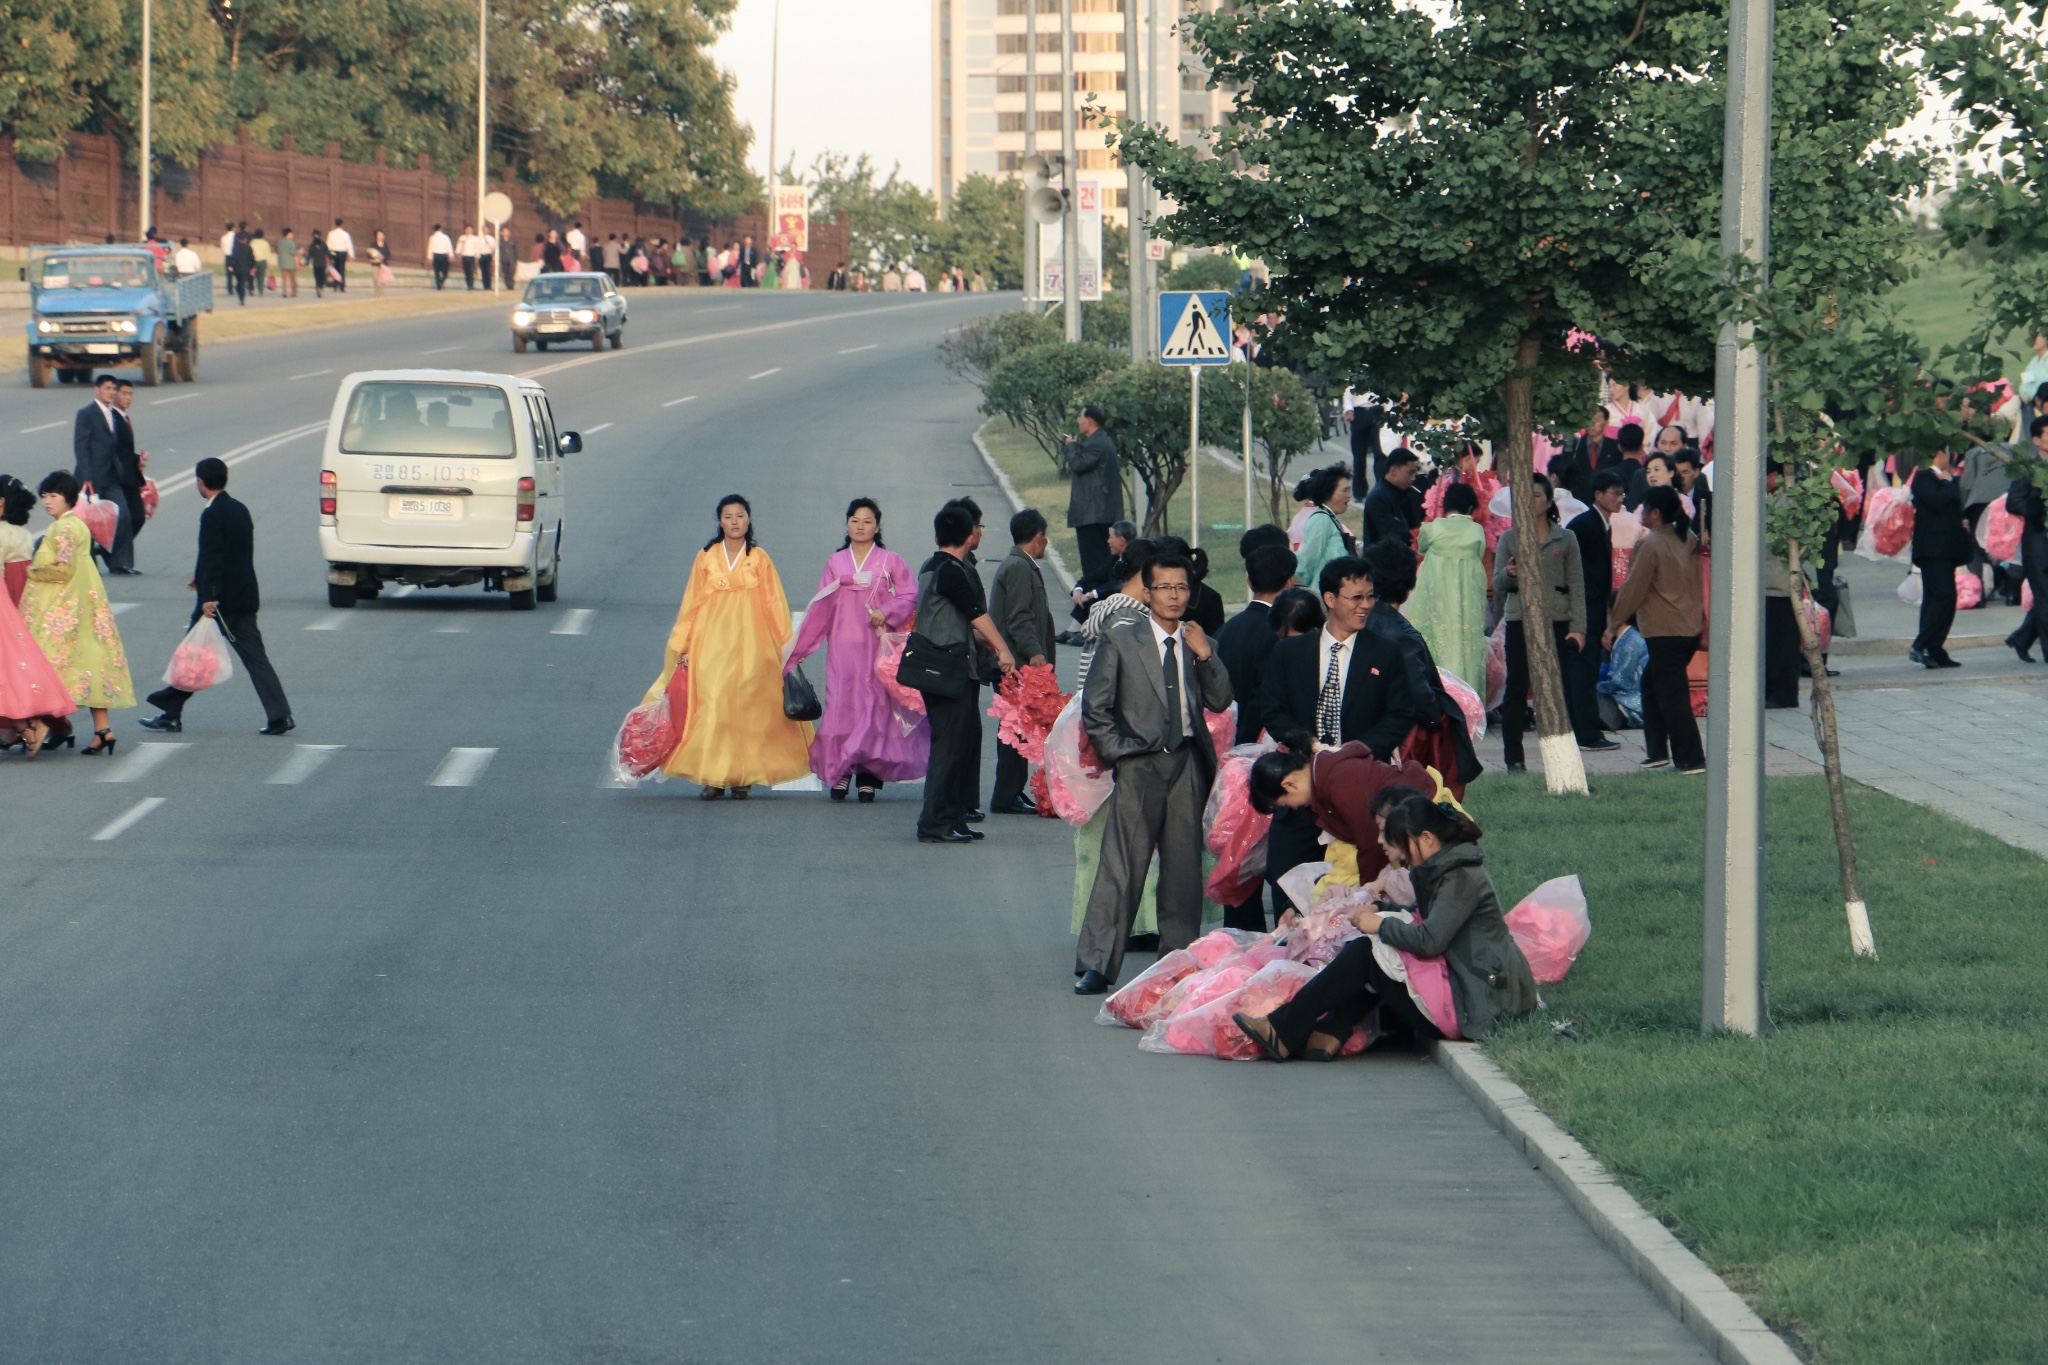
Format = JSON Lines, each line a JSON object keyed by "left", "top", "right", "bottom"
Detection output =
{"left": 115, "top": 319, "right": 138, "bottom": 334}
{"left": 36, "top": 319, "right": 54, "bottom": 333}
{"left": 572, "top": 309, "right": 596, "bottom": 323}
{"left": 512, "top": 310, "right": 535, "bottom": 326}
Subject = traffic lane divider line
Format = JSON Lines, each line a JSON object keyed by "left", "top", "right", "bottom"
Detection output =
{"left": 153, "top": 422, "right": 327, "bottom": 501}
{"left": 20, "top": 421, "right": 65, "bottom": 434}
{"left": 305, "top": 616, "right": 349, "bottom": 631}
{"left": 748, "top": 367, "right": 782, "bottom": 380}
{"left": 268, "top": 745, "right": 343, "bottom": 785}
{"left": 840, "top": 344, "right": 878, "bottom": 354}
{"left": 289, "top": 369, "right": 334, "bottom": 380}
{"left": 92, "top": 797, "right": 165, "bottom": 841}
{"left": 551, "top": 609, "right": 595, "bottom": 636}
{"left": 429, "top": 747, "right": 497, "bottom": 786}
{"left": 661, "top": 396, "right": 697, "bottom": 407}
{"left": 150, "top": 393, "right": 198, "bottom": 406}
{"left": 585, "top": 422, "right": 613, "bottom": 433}
{"left": 97, "top": 741, "right": 188, "bottom": 784}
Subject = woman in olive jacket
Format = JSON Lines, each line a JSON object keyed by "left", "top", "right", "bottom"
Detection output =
{"left": 1490, "top": 471, "right": 1590, "bottom": 769}
{"left": 1237, "top": 789, "right": 1537, "bottom": 1059}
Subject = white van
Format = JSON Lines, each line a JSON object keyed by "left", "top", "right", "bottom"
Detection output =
{"left": 318, "top": 370, "right": 578, "bottom": 609}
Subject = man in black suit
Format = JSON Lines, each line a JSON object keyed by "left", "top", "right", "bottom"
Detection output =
{"left": 139, "top": 459, "right": 294, "bottom": 735}
{"left": 1565, "top": 472, "right": 1625, "bottom": 751}
{"left": 1212, "top": 543, "right": 1296, "bottom": 930}
{"left": 73, "top": 373, "right": 139, "bottom": 574}
{"left": 113, "top": 379, "right": 147, "bottom": 561}
{"left": 1360, "top": 447, "right": 1421, "bottom": 548}
{"left": 1065, "top": 518, "right": 1135, "bottom": 629}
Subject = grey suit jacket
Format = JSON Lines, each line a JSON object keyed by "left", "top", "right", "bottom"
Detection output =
{"left": 1064, "top": 429, "right": 1124, "bottom": 528}
{"left": 989, "top": 545, "right": 1055, "bottom": 665}
{"left": 1082, "top": 620, "right": 1234, "bottom": 775}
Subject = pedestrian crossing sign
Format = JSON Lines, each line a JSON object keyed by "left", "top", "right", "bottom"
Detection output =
{"left": 1158, "top": 290, "right": 1234, "bottom": 366}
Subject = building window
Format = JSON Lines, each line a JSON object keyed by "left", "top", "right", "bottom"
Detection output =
{"left": 1182, "top": 71, "right": 1203, "bottom": 91}
{"left": 998, "top": 0, "right": 1028, "bottom": 11}
{"left": 1181, "top": 113, "right": 1204, "bottom": 131}
{"left": 1036, "top": 111, "right": 1062, "bottom": 132}
{"left": 1075, "top": 32, "right": 1123, "bottom": 52}
{"left": 997, "top": 75, "right": 1026, "bottom": 93}
{"left": 1077, "top": 148, "right": 1118, "bottom": 169}
{"left": 999, "top": 112, "right": 1026, "bottom": 132}
{"left": 998, "top": 34, "right": 1027, "bottom": 54}
{"left": 1108, "top": 188, "right": 1127, "bottom": 207}
{"left": 999, "top": 151, "right": 1024, "bottom": 171}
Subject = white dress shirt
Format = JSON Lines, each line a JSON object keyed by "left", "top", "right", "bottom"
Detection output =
{"left": 566, "top": 228, "right": 587, "bottom": 254}
{"left": 1318, "top": 626, "right": 1356, "bottom": 702}
{"left": 173, "top": 246, "right": 203, "bottom": 275}
{"left": 456, "top": 233, "right": 481, "bottom": 257}
{"left": 327, "top": 227, "right": 354, "bottom": 256}
{"left": 1149, "top": 619, "right": 1195, "bottom": 738}
{"left": 427, "top": 230, "right": 454, "bottom": 257}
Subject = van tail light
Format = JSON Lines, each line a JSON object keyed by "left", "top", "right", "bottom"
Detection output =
{"left": 319, "top": 469, "right": 337, "bottom": 518}
{"left": 517, "top": 476, "right": 536, "bottom": 523}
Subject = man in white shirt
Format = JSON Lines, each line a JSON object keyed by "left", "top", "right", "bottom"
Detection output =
{"left": 455, "top": 225, "right": 480, "bottom": 289}
{"left": 426, "top": 224, "right": 454, "bottom": 291}
{"left": 219, "top": 221, "right": 237, "bottom": 258}
{"left": 1074, "top": 554, "right": 1234, "bottom": 992}
{"left": 903, "top": 266, "right": 928, "bottom": 292}
{"left": 173, "top": 239, "right": 204, "bottom": 276}
{"left": 325, "top": 219, "right": 354, "bottom": 292}
{"left": 566, "top": 222, "right": 587, "bottom": 258}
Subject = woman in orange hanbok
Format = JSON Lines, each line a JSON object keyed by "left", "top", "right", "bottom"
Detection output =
{"left": 643, "top": 495, "right": 814, "bottom": 798}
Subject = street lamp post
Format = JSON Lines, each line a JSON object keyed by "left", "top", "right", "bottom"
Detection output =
{"left": 1058, "top": 0, "right": 1079, "bottom": 341}
{"left": 1704, "top": 0, "right": 1775, "bottom": 1036}
{"left": 477, "top": 0, "right": 490, "bottom": 291}
{"left": 1123, "top": 0, "right": 1144, "bottom": 356}
{"left": 138, "top": 0, "right": 151, "bottom": 240}
{"left": 768, "top": 0, "right": 782, "bottom": 240}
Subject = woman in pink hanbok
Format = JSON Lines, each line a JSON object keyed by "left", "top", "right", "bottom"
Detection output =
{"left": 786, "top": 498, "right": 927, "bottom": 801}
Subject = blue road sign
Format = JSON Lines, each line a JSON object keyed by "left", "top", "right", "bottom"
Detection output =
{"left": 1158, "top": 290, "right": 1234, "bottom": 366}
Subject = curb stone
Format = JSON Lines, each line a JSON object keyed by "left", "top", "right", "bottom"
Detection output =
{"left": 1434, "top": 1041, "right": 1804, "bottom": 1365}
{"left": 972, "top": 428, "right": 1076, "bottom": 593}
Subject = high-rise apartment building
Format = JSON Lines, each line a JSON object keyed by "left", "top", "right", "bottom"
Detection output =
{"left": 931, "top": 0, "right": 1229, "bottom": 227}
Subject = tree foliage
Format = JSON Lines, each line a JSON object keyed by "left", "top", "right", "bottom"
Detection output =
{"left": 980, "top": 341, "right": 1130, "bottom": 472}
{"left": 1209, "top": 362, "right": 1324, "bottom": 525}
{"left": 937, "top": 172, "right": 1026, "bottom": 287}
{"left": 0, "top": 0, "right": 755, "bottom": 217}
{"left": 1082, "top": 362, "right": 1200, "bottom": 537}
{"left": 802, "top": 151, "right": 938, "bottom": 274}
{"left": 938, "top": 307, "right": 1062, "bottom": 387}
{"left": 1163, "top": 252, "right": 1240, "bottom": 294}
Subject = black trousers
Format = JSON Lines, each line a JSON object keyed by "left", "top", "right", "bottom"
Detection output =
{"left": 479, "top": 254, "right": 494, "bottom": 290}
{"left": 151, "top": 610, "right": 291, "bottom": 725}
{"left": 1265, "top": 938, "right": 1441, "bottom": 1054}
{"left": 1075, "top": 523, "right": 1112, "bottom": 581}
{"left": 432, "top": 254, "right": 450, "bottom": 290}
{"left": 991, "top": 736, "right": 1030, "bottom": 810}
{"left": 1765, "top": 596, "right": 1802, "bottom": 707}
{"left": 461, "top": 257, "right": 477, "bottom": 289}
{"left": 1567, "top": 597, "right": 1607, "bottom": 741}
{"left": 2010, "top": 532, "right": 2048, "bottom": 652}
{"left": 332, "top": 255, "right": 348, "bottom": 291}
{"left": 1642, "top": 635, "right": 1703, "bottom": 768}
{"left": 96, "top": 485, "right": 137, "bottom": 573}
{"left": 1502, "top": 619, "right": 1600, "bottom": 762}
{"left": 1914, "top": 559, "right": 1959, "bottom": 656}
{"left": 917, "top": 689, "right": 981, "bottom": 837}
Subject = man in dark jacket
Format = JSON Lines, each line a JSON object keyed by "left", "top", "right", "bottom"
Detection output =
{"left": 1564, "top": 472, "right": 1624, "bottom": 750}
{"left": 2005, "top": 417, "right": 2048, "bottom": 661}
{"left": 1909, "top": 449, "right": 1974, "bottom": 668}
{"left": 987, "top": 508, "right": 1056, "bottom": 815}
{"left": 1063, "top": 405, "right": 1124, "bottom": 579}
{"left": 1359, "top": 448, "right": 1421, "bottom": 548}
{"left": 112, "top": 379, "right": 147, "bottom": 561}
{"left": 1066, "top": 519, "right": 1135, "bottom": 628}
{"left": 73, "top": 373, "right": 138, "bottom": 574}
{"left": 139, "top": 459, "right": 294, "bottom": 734}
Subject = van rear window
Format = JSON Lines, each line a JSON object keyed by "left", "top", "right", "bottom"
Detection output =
{"left": 340, "top": 383, "right": 516, "bottom": 458}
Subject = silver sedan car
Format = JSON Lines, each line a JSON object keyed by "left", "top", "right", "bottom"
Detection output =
{"left": 511, "top": 272, "right": 628, "bottom": 352}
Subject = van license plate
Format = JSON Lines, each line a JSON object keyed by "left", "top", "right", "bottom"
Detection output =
{"left": 539, "top": 324, "right": 569, "bottom": 333}
{"left": 392, "top": 496, "right": 459, "bottom": 519}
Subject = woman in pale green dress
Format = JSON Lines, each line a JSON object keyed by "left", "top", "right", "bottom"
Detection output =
{"left": 1293, "top": 464, "right": 1357, "bottom": 593}
{"left": 1406, "top": 482, "right": 1489, "bottom": 691}
{"left": 20, "top": 472, "right": 134, "bottom": 754}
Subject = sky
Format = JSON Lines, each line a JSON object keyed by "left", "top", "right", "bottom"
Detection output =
{"left": 713, "top": 0, "right": 934, "bottom": 191}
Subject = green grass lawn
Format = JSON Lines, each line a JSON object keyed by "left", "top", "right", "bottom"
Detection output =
{"left": 977, "top": 417, "right": 1356, "bottom": 598}
{"left": 1880, "top": 240, "right": 2034, "bottom": 379}
{"left": 1470, "top": 773, "right": 2048, "bottom": 1365}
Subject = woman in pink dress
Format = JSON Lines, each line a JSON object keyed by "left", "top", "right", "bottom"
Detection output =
{"left": 0, "top": 558, "right": 78, "bottom": 757}
{"left": 786, "top": 498, "right": 927, "bottom": 801}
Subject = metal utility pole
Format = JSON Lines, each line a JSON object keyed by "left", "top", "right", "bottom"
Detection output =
{"left": 1704, "top": 0, "right": 1775, "bottom": 1037}
{"left": 1123, "top": 0, "right": 1144, "bottom": 356}
{"left": 1059, "top": 0, "right": 1080, "bottom": 341}
{"left": 1243, "top": 369, "right": 1255, "bottom": 531}
{"left": 138, "top": 0, "right": 151, "bottom": 239}
{"left": 1024, "top": 0, "right": 1038, "bottom": 300}
{"left": 1145, "top": 0, "right": 1160, "bottom": 358}
{"left": 768, "top": 0, "right": 782, "bottom": 221}
{"left": 476, "top": 0, "right": 488, "bottom": 290}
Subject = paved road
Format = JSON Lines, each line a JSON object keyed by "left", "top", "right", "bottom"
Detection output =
{"left": 0, "top": 293, "right": 1710, "bottom": 1363}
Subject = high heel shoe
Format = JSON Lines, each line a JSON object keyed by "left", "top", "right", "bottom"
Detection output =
{"left": 81, "top": 728, "right": 116, "bottom": 756}
{"left": 830, "top": 775, "right": 852, "bottom": 802}
{"left": 20, "top": 721, "right": 47, "bottom": 760}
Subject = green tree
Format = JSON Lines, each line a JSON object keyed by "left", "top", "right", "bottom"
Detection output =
{"left": 933, "top": 172, "right": 1023, "bottom": 288}
{"left": 979, "top": 341, "right": 1129, "bottom": 473}
{"left": 1083, "top": 362, "right": 1199, "bottom": 536}
{"left": 1209, "top": 362, "right": 1324, "bottom": 526}
{"left": 938, "top": 308, "right": 1061, "bottom": 387}
{"left": 1080, "top": 292, "right": 1129, "bottom": 350}
{"left": 803, "top": 150, "right": 938, "bottom": 274}
{"left": 1118, "top": 0, "right": 1949, "bottom": 796}
{"left": 0, "top": 0, "right": 228, "bottom": 169}
{"left": 1163, "top": 252, "right": 1239, "bottom": 294}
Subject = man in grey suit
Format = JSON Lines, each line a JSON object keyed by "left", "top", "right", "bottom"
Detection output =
{"left": 1074, "top": 554, "right": 1233, "bottom": 993}
{"left": 988, "top": 507, "right": 1056, "bottom": 815}
{"left": 1063, "top": 404, "right": 1123, "bottom": 580}
{"left": 73, "top": 374, "right": 138, "bottom": 574}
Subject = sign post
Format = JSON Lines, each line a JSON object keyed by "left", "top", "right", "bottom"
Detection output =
{"left": 1158, "top": 290, "right": 1233, "bottom": 547}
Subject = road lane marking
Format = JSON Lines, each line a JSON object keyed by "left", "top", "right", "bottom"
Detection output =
{"left": 305, "top": 615, "right": 349, "bottom": 631}
{"left": 839, "top": 344, "right": 878, "bottom": 354}
{"left": 773, "top": 775, "right": 825, "bottom": 792}
{"left": 661, "top": 396, "right": 697, "bottom": 407}
{"left": 150, "top": 393, "right": 198, "bottom": 405}
{"left": 268, "top": 745, "right": 343, "bottom": 785}
{"left": 111, "top": 602, "right": 139, "bottom": 615}
{"left": 92, "top": 798, "right": 165, "bottom": 841}
{"left": 98, "top": 741, "right": 188, "bottom": 784}
{"left": 585, "top": 422, "right": 613, "bottom": 433}
{"left": 153, "top": 422, "right": 327, "bottom": 500}
{"left": 420, "top": 345, "right": 465, "bottom": 355}
{"left": 19, "top": 421, "right": 65, "bottom": 434}
{"left": 552, "top": 608, "right": 596, "bottom": 635}
{"left": 748, "top": 367, "right": 782, "bottom": 380}
{"left": 290, "top": 368, "right": 334, "bottom": 380}
{"left": 514, "top": 299, "right": 970, "bottom": 380}
{"left": 433, "top": 622, "right": 472, "bottom": 633}
{"left": 430, "top": 747, "right": 497, "bottom": 787}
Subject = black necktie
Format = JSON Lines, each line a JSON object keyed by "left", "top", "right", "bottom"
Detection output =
{"left": 1161, "top": 637, "right": 1184, "bottom": 749}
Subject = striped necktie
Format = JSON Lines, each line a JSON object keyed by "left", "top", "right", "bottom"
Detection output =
{"left": 1316, "top": 640, "right": 1344, "bottom": 745}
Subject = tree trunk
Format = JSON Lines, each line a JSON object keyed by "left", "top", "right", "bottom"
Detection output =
{"left": 1786, "top": 539, "right": 1876, "bottom": 957}
{"left": 1499, "top": 331, "right": 1589, "bottom": 794}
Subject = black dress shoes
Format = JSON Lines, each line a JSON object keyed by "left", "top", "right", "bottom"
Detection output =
{"left": 960, "top": 826, "right": 985, "bottom": 840}
{"left": 1074, "top": 970, "right": 1112, "bottom": 996}
{"left": 963, "top": 808, "right": 987, "bottom": 823}
{"left": 992, "top": 796, "right": 1039, "bottom": 815}
{"left": 137, "top": 713, "right": 182, "bottom": 733}
{"left": 259, "top": 717, "right": 297, "bottom": 736}
{"left": 918, "top": 829, "right": 976, "bottom": 844}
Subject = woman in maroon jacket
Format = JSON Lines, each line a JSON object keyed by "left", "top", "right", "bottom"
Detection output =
{"left": 1248, "top": 732, "right": 1435, "bottom": 888}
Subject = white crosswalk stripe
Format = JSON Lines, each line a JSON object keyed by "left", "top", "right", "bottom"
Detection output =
{"left": 268, "top": 745, "right": 344, "bottom": 785}
{"left": 429, "top": 747, "right": 497, "bottom": 787}
{"left": 92, "top": 797, "right": 165, "bottom": 841}
{"left": 552, "top": 609, "right": 596, "bottom": 635}
{"left": 306, "top": 616, "right": 349, "bottom": 631}
{"left": 98, "top": 741, "right": 187, "bottom": 784}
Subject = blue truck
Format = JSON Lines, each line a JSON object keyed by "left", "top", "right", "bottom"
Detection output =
{"left": 26, "top": 243, "right": 212, "bottom": 388}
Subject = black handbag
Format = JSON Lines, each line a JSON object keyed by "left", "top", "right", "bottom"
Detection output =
{"left": 896, "top": 632, "right": 973, "bottom": 699}
{"left": 783, "top": 664, "right": 823, "bottom": 721}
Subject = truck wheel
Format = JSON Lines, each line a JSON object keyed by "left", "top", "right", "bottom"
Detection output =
{"left": 180, "top": 324, "right": 199, "bottom": 381}
{"left": 328, "top": 583, "right": 357, "bottom": 609}
{"left": 28, "top": 353, "right": 49, "bottom": 389}
{"left": 138, "top": 341, "right": 162, "bottom": 387}
{"left": 513, "top": 333, "right": 528, "bottom": 354}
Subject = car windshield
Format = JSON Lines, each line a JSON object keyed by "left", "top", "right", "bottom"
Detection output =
{"left": 40, "top": 256, "right": 151, "bottom": 289}
{"left": 523, "top": 276, "right": 601, "bottom": 302}
{"left": 339, "top": 383, "right": 516, "bottom": 458}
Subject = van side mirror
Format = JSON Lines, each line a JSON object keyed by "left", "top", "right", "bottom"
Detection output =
{"left": 557, "top": 431, "right": 582, "bottom": 456}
